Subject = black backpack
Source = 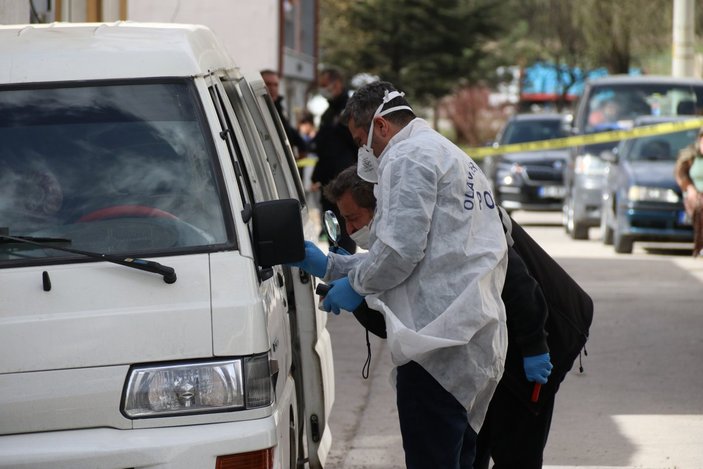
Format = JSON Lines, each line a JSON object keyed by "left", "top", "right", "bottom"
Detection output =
{"left": 499, "top": 210, "right": 594, "bottom": 413}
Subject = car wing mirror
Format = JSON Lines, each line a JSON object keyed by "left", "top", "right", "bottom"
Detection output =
{"left": 252, "top": 199, "right": 304, "bottom": 269}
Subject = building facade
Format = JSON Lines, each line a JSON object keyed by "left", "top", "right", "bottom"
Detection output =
{"left": 0, "top": 0, "right": 317, "bottom": 125}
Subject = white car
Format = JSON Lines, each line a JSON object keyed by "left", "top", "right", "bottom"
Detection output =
{"left": 0, "top": 22, "right": 333, "bottom": 469}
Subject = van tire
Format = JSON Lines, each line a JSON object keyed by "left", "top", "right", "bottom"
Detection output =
{"left": 570, "top": 222, "right": 589, "bottom": 240}
{"left": 614, "top": 230, "right": 634, "bottom": 254}
{"left": 600, "top": 212, "right": 614, "bottom": 245}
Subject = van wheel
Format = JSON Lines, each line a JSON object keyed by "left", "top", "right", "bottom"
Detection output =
{"left": 600, "top": 212, "right": 614, "bottom": 245}
{"left": 570, "top": 222, "right": 589, "bottom": 240}
{"left": 614, "top": 230, "right": 633, "bottom": 254}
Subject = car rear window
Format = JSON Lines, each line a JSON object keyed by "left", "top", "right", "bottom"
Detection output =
{"left": 624, "top": 128, "right": 699, "bottom": 162}
{"left": 501, "top": 119, "right": 568, "bottom": 144}
{"left": 583, "top": 82, "right": 703, "bottom": 133}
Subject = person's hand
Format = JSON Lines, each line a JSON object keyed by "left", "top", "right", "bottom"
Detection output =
{"left": 523, "top": 353, "right": 553, "bottom": 384}
{"left": 329, "top": 245, "right": 351, "bottom": 255}
{"left": 685, "top": 187, "right": 700, "bottom": 211}
{"left": 309, "top": 182, "right": 321, "bottom": 192}
{"left": 321, "top": 277, "right": 364, "bottom": 315}
{"left": 286, "top": 240, "right": 328, "bottom": 277}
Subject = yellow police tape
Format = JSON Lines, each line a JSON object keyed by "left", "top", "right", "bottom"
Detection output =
{"left": 465, "top": 117, "right": 703, "bottom": 158}
{"left": 296, "top": 156, "right": 318, "bottom": 168}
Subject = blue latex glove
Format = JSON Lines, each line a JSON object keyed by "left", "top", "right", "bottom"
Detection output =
{"left": 523, "top": 353, "right": 553, "bottom": 384}
{"left": 286, "top": 240, "right": 328, "bottom": 277}
{"left": 329, "top": 245, "right": 351, "bottom": 255}
{"left": 321, "top": 277, "right": 364, "bottom": 315}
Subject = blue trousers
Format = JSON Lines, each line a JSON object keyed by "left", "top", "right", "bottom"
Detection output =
{"left": 396, "top": 361, "right": 477, "bottom": 469}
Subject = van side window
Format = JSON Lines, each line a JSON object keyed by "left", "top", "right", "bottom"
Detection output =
{"left": 208, "top": 85, "right": 260, "bottom": 207}
{"left": 210, "top": 86, "right": 272, "bottom": 204}
{"left": 223, "top": 76, "right": 306, "bottom": 204}
{"left": 211, "top": 80, "right": 279, "bottom": 203}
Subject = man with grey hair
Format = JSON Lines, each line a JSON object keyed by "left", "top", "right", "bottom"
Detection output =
{"left": 311, "top": 81, "right": 509, "bottom": 468}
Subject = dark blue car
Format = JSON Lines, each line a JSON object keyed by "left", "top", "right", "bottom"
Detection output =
{"left": 600, "top": 116, "right": 697, "bottom": 253}
{"left": 484, "top": 113, "right": 570, "bottom": 213}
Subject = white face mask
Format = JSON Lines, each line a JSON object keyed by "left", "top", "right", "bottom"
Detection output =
{"left": 356, "top": 90, "right": 413, "bottom": 184}
{"left": 349, "top": 224, "right": 371, "bottom": 249}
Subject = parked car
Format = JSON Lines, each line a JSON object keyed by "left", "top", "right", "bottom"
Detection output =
{"left": 483, "top": 113, "right": 570, "bottom": 213}
{"left": 0, "top": 23, "right": 333, "bottom": 469}
{"left": 563, "top": 75, "right": 703, "bottom": 239}
{"left": 600, "top": 116, "right": 697, "bottom": 253}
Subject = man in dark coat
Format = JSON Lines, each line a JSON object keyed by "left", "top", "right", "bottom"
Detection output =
{"left": 310, "top": 67, "right": 358, "bottom": 253}
{"left": 261, "top": 69, "right": 308, "bottom": 159}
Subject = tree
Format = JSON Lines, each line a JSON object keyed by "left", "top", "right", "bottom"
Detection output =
{"left": 319, "top": 0, "right": 503, "bottom": 105}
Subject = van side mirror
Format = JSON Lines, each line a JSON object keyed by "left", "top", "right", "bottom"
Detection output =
{"left": 252, "top": 199, "right": 305, "bottom": 268}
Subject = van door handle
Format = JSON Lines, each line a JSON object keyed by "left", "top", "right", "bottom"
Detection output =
{"left": 276, "top": 272, "right": 284, "bottom": 288}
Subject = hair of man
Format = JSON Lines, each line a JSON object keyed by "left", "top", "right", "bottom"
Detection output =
{"left": 323, "top": 165, "right": 376, "bottom": 211}
{"left": 341, "top": 81, "right": 416, "bottom": 131}
{"left": 319, "top": 66, "right": 345, "bottom": 84}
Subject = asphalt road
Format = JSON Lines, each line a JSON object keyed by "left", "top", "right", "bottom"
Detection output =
{"left": 322, "top": 210, "right": 703, "bottom": 469}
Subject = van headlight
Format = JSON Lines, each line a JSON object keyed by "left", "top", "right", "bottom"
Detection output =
{"left": 122, "top": 354, "right": 273, "bottom": 418}
{"left": 627, "top": 186, "right": 679, "bottom": 203}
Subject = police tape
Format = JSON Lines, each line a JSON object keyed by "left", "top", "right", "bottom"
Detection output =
{"left": 296, "top": 156, "right": 318, "bottom": 168}
{"left": 465, "top": 117, "right": 703, "bottom": 158}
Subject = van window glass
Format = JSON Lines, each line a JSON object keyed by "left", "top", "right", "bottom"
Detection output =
{"left": 219, "top": 80, "right": 278, "bottom": 201}
{"left": 0, "top": 81, "right": 229, "bottom": 264}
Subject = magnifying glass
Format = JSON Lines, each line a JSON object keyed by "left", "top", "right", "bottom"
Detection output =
{"left": 323, "top": 210, "right": 341, "bottom": 251}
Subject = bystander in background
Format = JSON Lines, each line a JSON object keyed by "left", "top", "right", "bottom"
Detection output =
{"left": 675, "top": 126, "right": 703, "bottom": 257}
{"left": 310, "top": 67, "right": 358, "bottom": 253}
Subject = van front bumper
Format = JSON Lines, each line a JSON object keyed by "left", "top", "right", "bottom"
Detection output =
{"left": 0, "top": 417, "right": 278, "bottom": 469}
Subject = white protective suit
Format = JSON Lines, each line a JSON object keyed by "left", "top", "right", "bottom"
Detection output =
{"left": 326, "top": 118, "right": 508, "bottom": 431}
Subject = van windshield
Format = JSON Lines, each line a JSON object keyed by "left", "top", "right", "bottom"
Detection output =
{"left": 0, "top": 80, "right": 229, "bottom": 265}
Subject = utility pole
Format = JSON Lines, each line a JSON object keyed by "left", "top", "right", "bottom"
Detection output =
{"left": 672, "top": 0, "right": 695, "bottom": 77}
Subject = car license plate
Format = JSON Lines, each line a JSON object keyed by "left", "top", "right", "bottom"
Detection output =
{"left": 538, "top": 186, "right": 566, "bottom": 198}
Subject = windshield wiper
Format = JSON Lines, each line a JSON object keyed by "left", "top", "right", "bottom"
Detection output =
{"left": 0, "top": 234, "right": 177, "bottom": 284}
{"left": 0, "top": 235, "right": 72, "bottom": 245}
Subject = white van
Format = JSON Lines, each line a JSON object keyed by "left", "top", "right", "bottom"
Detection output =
{"left": 0, "top": 22, "right": 334, "bottom": 469}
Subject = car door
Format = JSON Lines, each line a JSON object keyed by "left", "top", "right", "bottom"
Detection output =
{"left": 222, "top": 72, "right": 334, "bottom": 469}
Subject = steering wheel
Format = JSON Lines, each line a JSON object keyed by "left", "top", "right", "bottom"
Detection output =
{"left": 78, "top": 205, "right": 179, "bottom": 222}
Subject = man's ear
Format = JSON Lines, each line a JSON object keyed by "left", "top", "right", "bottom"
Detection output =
{"left": 375, "top": 116, "right": 392, "bottom": 138}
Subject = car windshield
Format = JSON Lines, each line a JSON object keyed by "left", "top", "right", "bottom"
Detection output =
{"left": 0, "top": 80, "right": 229, "bottom": 265}
{"left": 623, "top": 127, "right": 699, "bottom": 162}
{"left": 583, "top": 82, "right": 703, "bottom": 133}
{"left": 501, "top": 119, "right": 567, "bottom": 144}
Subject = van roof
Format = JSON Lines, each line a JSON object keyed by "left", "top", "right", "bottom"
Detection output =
{"left": 0, "top": 22, "right": 238, "bottom": 84}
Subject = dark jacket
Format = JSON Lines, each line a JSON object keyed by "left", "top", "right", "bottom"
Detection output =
{"left": 501, "top": 217, "right": 593, "bottom": 414}
{"left": 311, "top": 90, "right": 357, "bottom": 186}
